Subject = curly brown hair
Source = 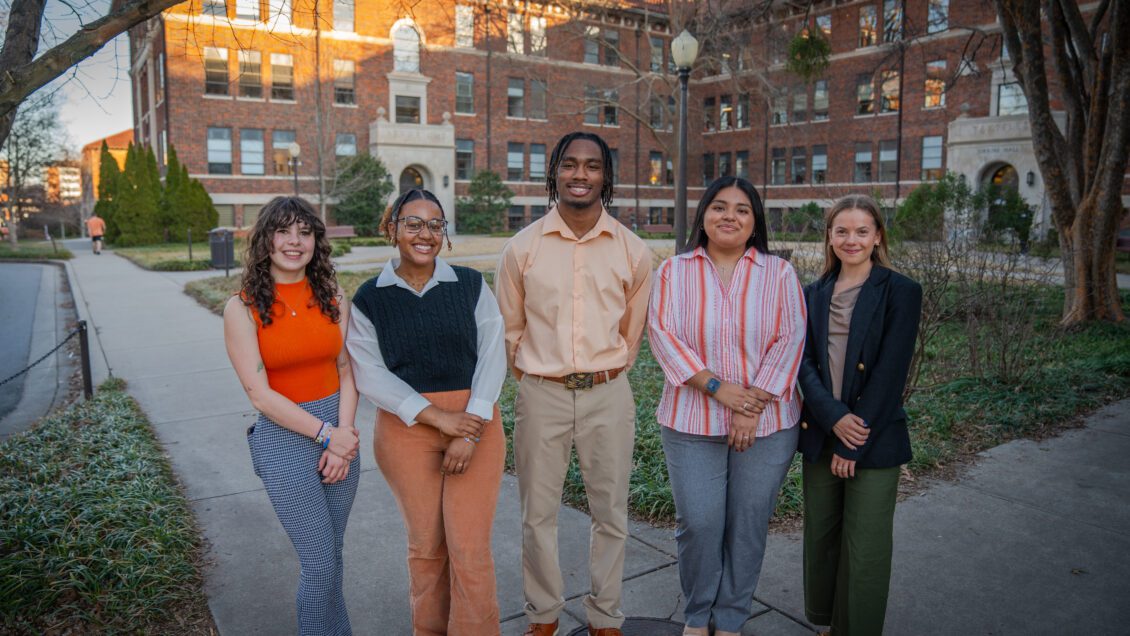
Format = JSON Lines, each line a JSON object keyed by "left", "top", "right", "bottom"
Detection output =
{"left": 379, "top": 187, "right": 453, "bottom": 251}
{"left": 239, "top": 196, "right": 340, "bottom": 327}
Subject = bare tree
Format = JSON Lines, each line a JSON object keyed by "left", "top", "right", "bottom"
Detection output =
{"left": 2, "top": 94, "right": 65, "bottom": 244}
{"left": 993, "top": 0, "right": 1129, "bottom": 324}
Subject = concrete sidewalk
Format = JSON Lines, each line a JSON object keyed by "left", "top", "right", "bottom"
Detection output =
{"left": 62, "top": 237, "right": 1129, "bottom": 635}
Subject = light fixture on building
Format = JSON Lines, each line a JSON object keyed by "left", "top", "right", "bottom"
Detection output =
{"left": 443, "top": 175, "right": 449, "bottom": 188}
{"left": 671, "top": 29, "right": 699, "bottom": 254}
{"left": 1026, "top": 170, "right": 1036, "bottom": 186}
{"left": 288, "top": 142, "right": 301, "bottom": 196}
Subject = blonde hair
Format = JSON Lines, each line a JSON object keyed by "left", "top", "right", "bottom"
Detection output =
{"left": 822, "top": 194, "right": 893, "bottom": 277}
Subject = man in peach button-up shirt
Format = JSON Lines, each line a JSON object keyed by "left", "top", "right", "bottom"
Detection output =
{"left": 495, "top": 131, "right": 652, "bottom": 636}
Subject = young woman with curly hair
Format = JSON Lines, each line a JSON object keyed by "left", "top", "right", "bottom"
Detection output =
{"left": 223, "top": 196, "right": 362, "bottom": 636}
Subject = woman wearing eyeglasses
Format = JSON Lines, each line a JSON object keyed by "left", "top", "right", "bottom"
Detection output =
{"left": 346, "top": 188, "right": 507, "bottom": 635}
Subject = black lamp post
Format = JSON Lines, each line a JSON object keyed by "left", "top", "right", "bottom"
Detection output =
{"left": 671, "top": 29, "right": 699, "bottom": 254}
{"left": 288, "top": 142, "right": 301, "bottom": 195}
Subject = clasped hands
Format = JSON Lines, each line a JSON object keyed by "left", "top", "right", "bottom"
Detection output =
{"left": 830, "top": 413, "right": 869, "bottom": 478}
{"left": 319, "top": 425, "right": 360, "bottom": 484}
{"left": 715, "top": 382, "right": 772, "bottom": 453}
{"left": 425, "top": 408, "right": 487, "bottom": 476}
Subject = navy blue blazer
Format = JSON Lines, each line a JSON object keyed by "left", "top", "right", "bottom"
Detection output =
{"left": 797, "top": 265, "right": 922, "bottom": 468}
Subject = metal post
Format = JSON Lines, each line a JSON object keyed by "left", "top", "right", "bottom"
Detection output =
{"left": 675, "top": 66, "right": 690, "bottom": 254}
{"left": 78, "top": 320, "right": 93, "bottom": 399}
{"left": 292, "top": 157, "right": 299, "bottom": 195}
{"left": 224, "top": 231, "right": 232, "bottom": 277}
{"left": 188, "top": 227, "right": 193, "bottom": 261}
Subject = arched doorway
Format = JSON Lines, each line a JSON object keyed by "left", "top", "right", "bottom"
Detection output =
{"left": 980, "top": 162, "right": 1031, "bottom": 249}
{"left": 399, "top": 166, "right": 424, "bottom": 192}
{"left": 984, "top": 163, "right": 1019, "bottom": 190}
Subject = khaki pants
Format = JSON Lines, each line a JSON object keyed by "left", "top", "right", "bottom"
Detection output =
{"left": 514, "top": 373, "right": 636, "bottom": 629}
{"left": 375, "top": 389, "right": 505, "bottom": 636}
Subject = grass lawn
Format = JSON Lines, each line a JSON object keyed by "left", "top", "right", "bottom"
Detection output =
{"left": 114, "top": 242, "right": 217, "bottom": 271}
{"left": 0, "top": 240, "right": 73, "bottom": 260}
{"left": 0, "top": 378, "right": 214, "bottom": 634}
{"left": 186, "top": 267, "right": 1130, "bottom": 525}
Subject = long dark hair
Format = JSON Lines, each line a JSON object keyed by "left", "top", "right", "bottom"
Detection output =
{"left": 821, "top": 194, "right": 893, "bottom": 277}
{"left": 378, "top": 187, "right": 453, "bottom": 250}
{"left": 685, "top": 176, "right": 769, "bottom": 255}
{"left": 239, "top": 196, "right": 340, "bottom": 327}
{"left": 545, "top": 131, "right": 615, "bottom": 210}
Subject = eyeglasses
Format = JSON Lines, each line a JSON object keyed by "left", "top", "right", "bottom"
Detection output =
{"left": 397, "top": 216, "right": 447, "bottom": 234}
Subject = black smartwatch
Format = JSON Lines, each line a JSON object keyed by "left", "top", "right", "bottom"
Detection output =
{"left": 705, "top": 377, "right": 721, "bottom": 395}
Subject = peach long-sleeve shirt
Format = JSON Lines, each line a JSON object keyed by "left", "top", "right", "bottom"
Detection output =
{"left": 495, "top": 206, "right": 653, "bottom": 379}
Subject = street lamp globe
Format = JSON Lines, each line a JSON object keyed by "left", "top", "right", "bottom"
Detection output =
{"left": 671, "top": 29, "right": 699, "bottom": 69}
{"left": 288, "top": 142, "right": 301, "bottom": 159}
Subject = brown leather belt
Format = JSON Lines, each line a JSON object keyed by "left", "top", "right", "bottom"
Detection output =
{"left": 535, "top": 368, "right": 625, "bottom": 390}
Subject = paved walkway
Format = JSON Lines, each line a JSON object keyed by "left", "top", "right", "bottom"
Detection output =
{"left": 62, "top": 237, "right": 1129, "bottom": 635}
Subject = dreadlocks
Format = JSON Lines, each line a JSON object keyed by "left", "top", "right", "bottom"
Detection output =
{"left": 545, "top": 131, "right": 615, "bottom": 210}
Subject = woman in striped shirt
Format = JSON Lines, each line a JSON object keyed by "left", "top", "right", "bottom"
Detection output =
{"left": 648, "top": 176, "right": 807, "bottom": 636}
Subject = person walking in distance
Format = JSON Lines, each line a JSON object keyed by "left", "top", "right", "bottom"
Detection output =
{"left": 86, "top": 212, "right": 106, "bottom": 254}
{"left": 495, "top": 131, "right": 653, "bottom": 636}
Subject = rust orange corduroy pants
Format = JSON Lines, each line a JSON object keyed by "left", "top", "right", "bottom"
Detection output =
{"left": 374, "top": 389, "right": 504, "bottom": 636}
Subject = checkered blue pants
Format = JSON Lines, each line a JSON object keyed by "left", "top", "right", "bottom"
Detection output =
{"left": 248, "top": 392, "right": 360, "bottom": 636}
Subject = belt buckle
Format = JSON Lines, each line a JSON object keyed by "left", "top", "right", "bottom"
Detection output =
{"left": 565, "top": 372, "right": 594, "bottom": 390}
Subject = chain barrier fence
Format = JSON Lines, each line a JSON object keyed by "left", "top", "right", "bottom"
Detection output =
{"left": 0, "top": 320, "right": 94, "bottom": 400}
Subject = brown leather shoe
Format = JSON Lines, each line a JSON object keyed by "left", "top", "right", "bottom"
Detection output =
{"left": 523, "top": 621, "right": 559, "bottom": 636}
{"left": 588, "top": 627, "right": 624, "bottom": 636}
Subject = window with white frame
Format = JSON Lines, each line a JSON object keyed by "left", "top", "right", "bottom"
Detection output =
{"left": 719, "top": 152, "right": 732, "bottom": 178}
{"left": 455, "top": 139, "right": 474, "bottom": 179}
{"left": 880, "top": 70, "right": 899, "bottom": 113}
{"left": 997, "top": 82, "right": 1028, "bottom": 116}
{"left": 650, "top": 35, "right": 664, "bottom": 72}
{"left": 859, "top": 5, "right": 878, "bottom": 48}
{"left": 455, "top": 5, "right": 474, "bottom": 48}
{"left": 270, "top": 53, "right": 294, "bottom": 100}
{"left": 529, "top": 143, "right": 546, "bottom": 180}
{"left": 882, "top": 0, "right": 901, "bottom": 42}
{"left": 603, "top": 29, "right": 620, "bottom": 66}
{"left": 771, "top": 148, "right": 786, "bottom": 185}
{"left": 603, "top": 90, "right": 618, "bottom": 126}
{"left": 817, "top": 14, "right": 831, "bottom": 38}
{"left": 925, "top": 60, "right": 946, "bottom": 108}
{"left": 333, "top": 0, "right": 353, "bottom": 32}
{"left": 857, "top": 74, "right": 874, "bottom": 114}
{"left": 854, "top": 142, "right": 873, "bottom": 182}
{"left": 207, "top": 127, "right": 232, "bottom": 174}
{"left": 921, "top": 135, "right": 943, "bottom": 180}
{"left": 879, "top": 140, "right": 898, "bottom": 181}
{"left": 238, "top": 50, "right": 262, "bottom": 98}
{"left": 507, "top": 142, "right": 524, "bottom": 180}
{"left": 702, "top": 153, "right": 714, "bottom": 186}
{"left": 455, "top": 72, "right": 474, "bottom": 114}
{"left": 584, "top": 27, "right": 600, "bottom": 64}
{"left": 793, "top": 86, "right": 807, "bottom": 123}
{"left": 507, "top": 12, "right": 524, "bottom": 54}
{"left": 584, "top": 86, "right": 600, "bottom": 125}
{"left": 507, "top": 78, "right": 524, "bottom": 117}
{"left": 333, "top": 59, "right": 355, "bottom": 104}
{"left": 530, "top": 16, "right": 547, "bottom": 56}
{"left": 204, "top": 47, "right": 229, "bottom": 95}
{"left": 813, "top": 79, "right": 829, "bottom": 120}
{"left": 771, "top": 89, "right": 788, "bottom": 125}
{"left": 649, "top": 151, "right": 662, "bottom": 185}
{"left": 335, "top": 133, "right": 357, "bottom": 159}
{"left": 927, "top": 0, "right": 949, "bottom": 34}
{"left": 812, "top": 145, "right": 828, "bottom": 183}
{"left": 719, "top": 95, "right": 732, "bottom": 131}
{"left": 272, "top": 130, "right": 296, "bottom": 174}
{"left": 267, "top": 0, "right": 290, "bottom": 24}
{"left": 396, "top": 95, "right": 420, "bottom": 123}
{"left": 736, "top": 94, "right": 750, "bottom": 128}
{"left": 235, "top": 0, "right": 258, "bottom": 20}
{"left": 792, "top": 147, "right": 806, "bottom": 184}
{"left": 529, "top": 79, "right": 547, "bottom": 119}
{"left": 240, "top": 129, "right": 264, "bottom": 174}
{"left": 203, "top": 0, "right": 226, "bottom": 17}
{"left": 393, "top": 22, "right": 420, "bottom": 72}
{"left": 736, "top": 151, "right": 750, "bottom": 179}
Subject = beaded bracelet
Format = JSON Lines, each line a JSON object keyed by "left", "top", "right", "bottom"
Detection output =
{"left": 315, "top": 422, "right": 333, "bottom": 449}
{"left": 463, "top": 436, "right": 480, "bottom": 445}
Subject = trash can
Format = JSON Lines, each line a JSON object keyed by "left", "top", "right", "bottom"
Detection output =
{"left": 209, "top": 228, "right": 235, "bottom": 269}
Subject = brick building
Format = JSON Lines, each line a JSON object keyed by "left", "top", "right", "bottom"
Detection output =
{"left": 79, "top": 129, "right": 133, "bottom": 222}
{"left": 127, "top": 0, "right": 1127, "bottom": 233}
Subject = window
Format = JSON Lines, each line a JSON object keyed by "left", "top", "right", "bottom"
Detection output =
{"left": 921, "top": 135, "right": 943, "bottom": 180}
{"left": 883, "top": 0, "right": 901, "bottom": 42}
{"left": 584, "top": 86, "right": 600, "bottom": 125}
{"left": 335, "top": 133, "right": 356, "bottom": 159}
{"left": 650, "top": 36, "right": 664, "bottom": 72}
{"left": 455, "top": 139, "right": 474, "bottom": 179}
{"left": 703, "top": 97, "right": 716, "bottom": 132}
{"left": 235, "top": 0, "right": 258, "bottom": 20}
{"left": 928, "top": 0, "right": 949, "bottom": 33}
{"left": 207, "top": 127, "right": 232, "bottom": 174}
{"left": 507, "top": 142, "right": 524, "bottom": 180}
{"left": 793, "top": 86, "right": 807, "bottom": 123}
{"left": 238, "top": 50, "right": 261, "bottom": 98}
{"left": 508, "top": 205, "right": 525, "bottom": 230}
{"left": 507, "top": 12, "right": 524, "bottom": 55}
{"left": 702, "top": 153, "right": 714, "bottom": 186}
{"left": 771, "top": 89, "right": 788, "bottom": 125}
{"left": 856, "top": 74, "right": 874, "bottom": 115}
{"left": 719, "top": 95, "right": 732, "bottom": 131}
{"left": 603, "top": 90, "right": 618, "bottom": 126}
{"left": 530, "top": 205, "right": 546, "bottom": 221}
{"left": 817, "top": 14, "right": 831, "bottom": 38}
{"left": 455, "top": 72, "right": 474, "bottom": 114}
{"left": 333, "top": 0, "right": 353, "bottom": 32}
{"left": 204, "top": 47, "right": 229, "bottom": 95}
{"left": 529, "top": 144, "right": 546, "bottom": 180}
{"left": 649, "top": 151, "right": 663, "bottom": 185}
{"left": 396, "top": 95, "right": 420, "bottom": 123}
{"left": 333, "top": 60, "right": 355, "bottom": 105}
{"left": 584, "top": 26, "right": 600, "bottom": 64}
{"left": 649, "top": 207, "right": 673, "bottom": 225}
{"left": 507, "top": 78, "right": 524, "bottom": 117}
{"left": 603, "top": 30, "right": 620, "bottom": 66}
{"left": 393, "top": 23, "right": 420, "bottom": 72}
{"left": 272, "top": 130, "right": 296, "bottom": 174}
{"left": 736, "top": 151, "right": 750, "bottom": 179}
{"left": 530, "top": 16, "right": 547, "bottom": 56}
{"left": 998, "top": 82, "right": 1028, "bottom": 115}
{"left": 880, "top": 70, "right": 899, "bottom": 113}
{"left": 267, "top": 0, "right": 290, "bottom": 24}
{"left": 529, "top": 80, "right": 547, "bottom": 119}
{"left": 240, "top": 129, "right": 264, "bottom": 174}
{"left": 812, "top": 145, "right": 828, "bottom": 183}
{"left": 854, "top": 142, "right": 872, "bottom": 183}
{"left": 270, "top": 53, "right": 294, "bottom": 100}
{"left": 455, "top": 5, "right": 474, "bottom": 48}
{"left": 879, "top": 140, "right": 898, "bottom": 182}
{"left": 203, "top": 0, "right": 226, "bottom": 17}
{"left": 925, "top": 61, "right": 946, "bottom": 108}
{"left": 736, "top": 94, "right": 750, "bottom": 128}
{"left": 859, "top": 4, "right": 878, "bottom": 48}
{"left": 719, "top": 152, "right": 732, "bottom": 178}
{"left": 771, "top": 147, "right": 786, "bottom": 185}
{"left": 791, "top": 147, "right": 806, "bottom": 184}
{"left": 609, "top": 148, "right": 619, "bottom": 183}
{"left": 649, "top": 97, "right": 664, "bottom": 129}
{"left": 813, "top": 79, "right": 829, "bottom": 120}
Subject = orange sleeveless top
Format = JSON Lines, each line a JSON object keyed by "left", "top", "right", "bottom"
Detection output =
{"left": 255, "top": 280, "right": 342, "bottom": 403}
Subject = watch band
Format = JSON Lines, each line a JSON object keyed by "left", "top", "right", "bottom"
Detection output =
{"left": 705, "top": 377, "right": 721, "bottom": 395}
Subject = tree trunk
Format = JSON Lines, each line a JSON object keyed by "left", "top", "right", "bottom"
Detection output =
{"left": 1061, "top": 196, "right": 1126, "bottom": 324}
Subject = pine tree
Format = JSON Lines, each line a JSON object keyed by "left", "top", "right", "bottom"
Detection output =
{"left": 115, "top": 143, "right": 162, "bottom": 246}
{"left": 96, "top": 141, "right": 122, "bottom": 242}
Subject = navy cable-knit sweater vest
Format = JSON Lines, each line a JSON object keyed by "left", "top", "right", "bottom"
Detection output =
{"left": 352, "top": 265, "right": 482, "bottom": 393}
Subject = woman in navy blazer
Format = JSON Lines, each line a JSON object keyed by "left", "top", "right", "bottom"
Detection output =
{"left": 797, "top": 195, "right": 921, "bottom": 636}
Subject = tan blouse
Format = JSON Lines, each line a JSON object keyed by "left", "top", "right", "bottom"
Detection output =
{"left": 828, "top": 282, "right": 864, "bottom": 401}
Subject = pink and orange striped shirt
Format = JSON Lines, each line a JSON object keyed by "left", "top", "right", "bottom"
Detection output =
{"left": 647, "top": 246, "right": 807, "bottom": 437}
